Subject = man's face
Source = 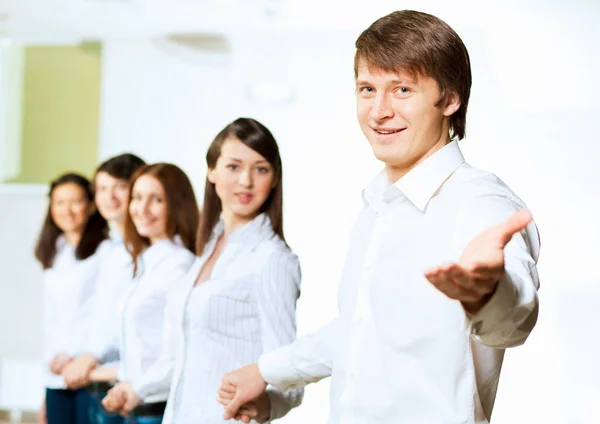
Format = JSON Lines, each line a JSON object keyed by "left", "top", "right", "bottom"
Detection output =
{"left": 356, "top": 63, "right": 459, "bottom": 181}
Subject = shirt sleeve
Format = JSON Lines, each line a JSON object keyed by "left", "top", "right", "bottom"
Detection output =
{"left": 254, "top": 249, "right": 303, "bottom": 421}
{"left": 453, "top": 193, "right": 541, "bottom": 348}
{"left": 131, "top": 290, "right": 179, "bottom": 399}
{"left": 258, "top": 317, "right": 338, "bottom": 392}
{"left": 85, "top": 256, "right": 124, "bottom": 363}
{"left": 130, "top": 253, "right": 193, "bottom": 399}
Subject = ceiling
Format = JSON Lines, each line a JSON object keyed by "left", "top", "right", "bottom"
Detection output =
{"left": 0, "top": 0, "right": 517, "bottom": 45}
{"left": 0, "top": 0, "right": 598, "bottom": 50}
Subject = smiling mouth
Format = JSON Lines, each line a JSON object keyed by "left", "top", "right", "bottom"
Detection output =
{"left": 137, "top": 220, "right": 156, "bottom": 226}
{"left": 373, "top": 128, "right": 405, "bottom": 135}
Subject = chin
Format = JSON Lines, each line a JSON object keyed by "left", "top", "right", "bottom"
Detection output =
{"left": 232, "top": 207, "right": 259, "bottom": 219}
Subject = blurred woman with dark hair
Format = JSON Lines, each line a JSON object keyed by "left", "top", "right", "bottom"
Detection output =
{"left": 35, "top": 172, "right": 109, "bottom": 424}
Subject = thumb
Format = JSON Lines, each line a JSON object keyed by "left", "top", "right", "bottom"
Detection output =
{"left": 223, "top": 390, "right": 246, "bottom": 421}
{"left": 496, "top": 209, "right": 532, "bottom": 247}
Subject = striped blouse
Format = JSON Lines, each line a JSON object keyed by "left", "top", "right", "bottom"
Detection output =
{"left": 132, "top": 213, "right": 303, "bottom": 423}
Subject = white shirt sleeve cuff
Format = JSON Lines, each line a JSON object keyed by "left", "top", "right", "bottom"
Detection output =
{"left": 258, "top": 346, "right": 303, "bottom": 393}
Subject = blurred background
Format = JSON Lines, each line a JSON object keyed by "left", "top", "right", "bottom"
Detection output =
{"left": 0, "top": 0, "right": 599, "bottom": 422}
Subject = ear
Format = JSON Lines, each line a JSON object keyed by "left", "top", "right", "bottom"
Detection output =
{"left": 207, "top": 168, "right": 217, "bottom": 184}
{"left": 442, "top": 91, "right": 461, "bottom": 117}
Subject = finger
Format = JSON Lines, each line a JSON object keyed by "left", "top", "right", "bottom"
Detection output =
{"left": 496, "top": 210, "right": 532, "bottom": 247}
{"left": 447, "top": 267, "right": 484, "bottom": 302}
{"left": 238, "top": 405, "right": 258, "bottom": 418}
{"left": 223, "top": 394, "right": 247, "bottom": 421}
{"left": 424, "top": 262, "right": 454, "bottom": 277}
{"left": 218, "top": 388, "right": 235, "bottom": 400}
{"left": 448, "top": 265, "right": 475, "bottom": 289}
{"left": 234, "top": 414, "right": 252, "bottom": 424}
{"left": 220, "top": 382, "right": 236, "bottom": 394}
{"left": 453, "top": 263, "right": 501, "bottom": 293}
{"left": 101, "top": 397, "right": 114, "bottom": 411}
{"left": 216, "top": 396, "right": 229, "bottom": 406}
{"left": 428, "top": 268, "right": 479, "bottom": 302}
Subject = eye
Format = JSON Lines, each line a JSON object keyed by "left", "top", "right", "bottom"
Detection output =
{"left": 152, "top": 196, "right": 164, "bottom": 204}
{"left": 257, "top": 166, "right": 270, "bottom": 174}
{"left": 226, "top": 164, "right": 239, "bottom": 171}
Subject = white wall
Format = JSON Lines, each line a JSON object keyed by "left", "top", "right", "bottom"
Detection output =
{"left": 0, "top": 185, "right": 47, "bottom": 411}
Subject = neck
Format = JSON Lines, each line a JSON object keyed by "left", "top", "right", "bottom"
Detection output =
{"left": 221, "top": 210, "right": 255, "bottom": 238}
{"left": 385, "top": 135, "right": 451, "bottom": 183}
{"left": 113, "top": 220, "right": 125, "bottom": 237}
{"left": 149, "top": 235, "right": 168, "bottom": 246}
{"left": 64, "top": 231, "right": 81, "bottom": 247}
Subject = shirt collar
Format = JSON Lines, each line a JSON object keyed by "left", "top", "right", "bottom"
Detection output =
{"left": 363, "top": 140, "right": 465, "bottom": 211}
{"left": 139, "top": 236, "right": 183, "bottom": 273}
{"left": 211, "top": 213, "right": 275, "bottom": 251}
{"left": 109, "top": 227, "right": 124, "bottom": 244}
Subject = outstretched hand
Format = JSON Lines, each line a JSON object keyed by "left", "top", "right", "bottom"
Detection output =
{"left": 425, "top": 210, "right": 532, "bottom": 314}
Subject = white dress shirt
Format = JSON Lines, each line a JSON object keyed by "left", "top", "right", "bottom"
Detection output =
{"left": 84, "top": 231, "right": 134, "bottom": 364}
{"left": 117, "top": 238, "right": 195, "bottom": 403}
{"left": 43, "top": 237, "right": 112, "bottom": 389}
{"left": 259, "top": 140, "right": 541, "bottom": 424}
{"left": 132, "top": 214, "right": 303, "bottom": 423}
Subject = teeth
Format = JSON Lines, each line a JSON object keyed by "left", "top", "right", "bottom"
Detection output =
{"left": 377, "top": 129, "right": 399, "bottom": 134}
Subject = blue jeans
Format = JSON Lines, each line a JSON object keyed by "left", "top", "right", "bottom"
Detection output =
{"left": 46, "top": 388, "right": 92, "bottom": 424}
{"left": 124, "top": 416, "right": 163, "bottom": 424}
{"left": 88, "top": 390, "right": 125, "bottom": 424}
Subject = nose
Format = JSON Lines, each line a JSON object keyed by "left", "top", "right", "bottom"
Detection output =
{"left": 371, "top": 92, "right": 394, "bottom": 121}
{"left": 141, "top": 198, "right": 152, "bottom": 215}
{"left": 238, "top": 168, "right": 253, "bottom": 188}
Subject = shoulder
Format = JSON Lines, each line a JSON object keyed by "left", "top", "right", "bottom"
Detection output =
{"left": 253, "top": 238, "right": 301, "bottom": 287}
{"left": 442, "top": 164, "right": 529, "bottom": 212}
{"left": 444, "top": 165, "right": 540, "bottom": 254}
{"left": 256, "top": 235, "right": 299, "bottom": 266}
{"left": 166, "top": 244, "right": 196, "bottom": 268}
{"left": 96, "top": 239, "right": 115, "bottom": 259}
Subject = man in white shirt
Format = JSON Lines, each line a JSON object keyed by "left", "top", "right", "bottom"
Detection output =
{"left": 218, "top": 10, "right": 540, "bottom": 424}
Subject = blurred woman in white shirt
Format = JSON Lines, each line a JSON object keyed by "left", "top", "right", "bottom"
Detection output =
{"left": 61, "top": 153, "right": 146, "bottom": 424}
{"left": 96, "top": 163, "right": 200, "bottom": 424}
{"left": 104, "top": 117, "right": 303, "bottom": 423}
{"left": 35, "top": 173, "right": 110, "bottom": 424}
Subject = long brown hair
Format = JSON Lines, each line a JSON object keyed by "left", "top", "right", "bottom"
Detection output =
{"left": 123, "top": 163, "right": 199, "bottom": 273}
{"left": 34, "top": 173, "right": 108, "bottom": 270}
{"left": 196, "top": 117, "right": 285, "bottom": 256}
{"left": 354, "top": 10, "right": 472, "bottom": 140}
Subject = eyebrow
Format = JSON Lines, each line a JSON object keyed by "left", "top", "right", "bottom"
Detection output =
{"left": 355, "top": 78, "right": 417, "bottom": 86}
{"left": 223, "top": 157, "right": 270, "bottom": 165}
